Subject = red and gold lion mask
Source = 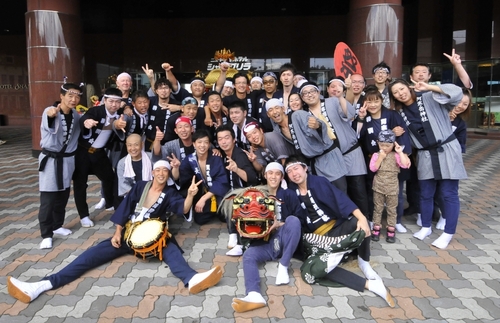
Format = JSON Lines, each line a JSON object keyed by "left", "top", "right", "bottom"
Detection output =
{"left": 230, "top": 188, "right": 276, "bottom": 239}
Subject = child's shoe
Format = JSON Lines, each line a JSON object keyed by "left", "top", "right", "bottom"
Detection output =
{"left": 386, "top": 227, "right": 396, "bottom": 243}
{"left": 371, "top": 225, "right": 381, "bottom": 242}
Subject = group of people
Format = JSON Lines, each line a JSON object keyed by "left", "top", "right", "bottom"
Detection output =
{"left": 6, "top": 50, "right": 472, "bottom": 312}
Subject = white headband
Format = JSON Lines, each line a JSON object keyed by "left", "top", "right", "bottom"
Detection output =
{"left": 190, "top": 79, "right": 205, "bottom": 86}
{"left": 284, "top": 161, "right": 307, "bottom": 173}
{"left": 103, "top": 94, "right": 122, "bottom": 100}
{"left": 153, "top": 160, "right": 171, "bottom": 170}
{"left": 61, "top": 85, "right": 83, "bottom": 96}
{"left": 328, "top": 79, "right": 346, "bottom": 86}
{"left": 265, "top": 162, "right": 284, "bottom": 174}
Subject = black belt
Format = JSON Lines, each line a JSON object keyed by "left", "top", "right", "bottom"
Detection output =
{"left": 342, "top": 141, "right": 360, "bottom": 156}
{"left": 79, "top": 144, "right": 105, "bottom": 154}
{"left": 39, "top": 148, "right": 76, "bottom": 190}
{"left": 418, "top": 133, "right": 456, "bottom": 180}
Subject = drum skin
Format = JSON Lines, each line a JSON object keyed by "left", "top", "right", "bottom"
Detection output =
{"left": 125, "top": 219, "right": 170, "bottom": 260}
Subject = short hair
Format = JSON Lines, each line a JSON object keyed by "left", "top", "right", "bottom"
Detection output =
{"left": 284, "top": 154, "right": 308, "bottom": 168}
{"left": 104, "top": 87, "right": 123, "bottom": 97}
{"left": 372, "top": 61, "right": 391, "bottom": 74}
{"left": 215, "top": 124, "right": 235, "bottom": 140}
{"left": 279, "top": 63, "right": 297, "bottom": 76}
{"left": 154, "top": 78, "right": 173, "bottom": 90}
{"left": 132, "top": 90, "right": 149, "bottom": 102}
{"left": 410, "top": 62, "right": 431, "bottom": 76}
{"left": 192, "top": 128, "right": 212, "bottom": 143}
{"left": 227, "top": 100, "right": 247, "bottom": 111}
{"left": 363, "top": 88, "right": 383, "bottom": 101}
{"left": 232, "top": 73, "right": 249, "bottom": 84}
{"left": 60, "top": 83, "right": 83, "bottom": 95}
{"left": 206, "top": 90, "right": 222, "bottom": 100}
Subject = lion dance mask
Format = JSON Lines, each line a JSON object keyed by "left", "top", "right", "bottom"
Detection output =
{"left": 220, "top": 186, "right": 277, "bottom": 239}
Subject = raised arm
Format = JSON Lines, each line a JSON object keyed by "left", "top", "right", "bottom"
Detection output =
{"left": 443, "top": 49, "right": 472, "bottom": 89}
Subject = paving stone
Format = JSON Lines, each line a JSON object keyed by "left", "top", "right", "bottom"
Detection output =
{"left": 438, "top": 264, "right": 468, "bottom": 280}
{"left": 149, "top": 295, "right": 173, "bottom": 318}
{"left": 383, "top": 263, "right": 407, "bottom": 280}
{"left": 85, "top": 295, "right": 112, "bottom": 320}
{"left": 436, "top": 307, "right": 476, "bottom": 321}
{"left": 412, "top": 297, "right": 443, "bottom": 320}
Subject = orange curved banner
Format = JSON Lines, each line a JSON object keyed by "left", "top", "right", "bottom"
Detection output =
{"left": 334, "top": 42, "right": 363, "bottom": 78}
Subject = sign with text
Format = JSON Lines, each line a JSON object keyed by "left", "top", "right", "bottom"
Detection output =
{"left": 334, "top": 42, "right": 362, "bottom": 78}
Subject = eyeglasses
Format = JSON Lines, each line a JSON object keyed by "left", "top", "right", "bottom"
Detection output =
{"left": 301, "top": 89, "right": 318, "bottom": 97}
{"left": 263, "top": 80, "right": 275, "bottom": 85}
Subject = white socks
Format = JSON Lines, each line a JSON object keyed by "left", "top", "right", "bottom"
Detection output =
{"left": 80, "top": 216, "right": 94, "bottom": 228}
{"left": 416, "top": 213, "right": 422, "bottom": 226}
{"left": 395, "top": 223, "right": 407, "bottom": 233}
{"left": 367, "top": 278, "right": 395, "bottom": 307}
{"left": 239, "top": 291, "right": 266, "bottom": 304}
{"left": 275, "top": 263, "right": 290, "bottom": 285}
{"left": 432, "top": 233, "right": 453, "bottom": 249}
{"left": 53, "top": 227, "right": 72, "bottom": 236}
{"left": 94, "top": 198, "right": 106, "bottom": 210}
{"left": 436, "top": 216, "right": 446, "bottom": 230}
{"left": 413, "top": 227, "right": 432, "bottom": 240}
{"left": 232, "top": 291, "right": 267, "bottom": 312}
{"left": 39, "top": 238, "right": 52, "bottom": 249}
{"left": 7, "top": 277, "right": 53, "bottom": 303}
{"left": 227, "top": 233, "right": 238, "bottom": 249}
{"left": 358, "top": 256, "right": 379, "bottom": 280}
{"left": 226, "top": 245, "right": 243, "bottom": 257}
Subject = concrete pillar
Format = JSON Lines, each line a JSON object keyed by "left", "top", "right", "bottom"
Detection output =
{"left": 26, "top": 0, "right": 83, "bottom": 155}
{"left": 347, "top": 0, "right": 404, "bottom": 80}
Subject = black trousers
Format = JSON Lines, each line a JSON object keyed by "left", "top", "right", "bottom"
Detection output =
{"left": 73, "top": 147, "right": 115, "bottom": 218}
{"left": 346, "top": 175, "right": 369, "bottom": 218}
{"left": 38, "top": 188, "right": 71, "bottom": 238}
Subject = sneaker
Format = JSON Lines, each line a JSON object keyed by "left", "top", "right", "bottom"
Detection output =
{"left": 93, "top": 198, "right": 106, "bottom": 210}
{"left": 53, "top": 227, "right": 72, "bottom": 236}
{"left": 80, "top": 216, "right": 94, "bottom": 228}
{"left": 386, "top": 227, "right": 396, "bottom": 243}
{"left": 371, "top": 225, "right": 381, "bottom": 242}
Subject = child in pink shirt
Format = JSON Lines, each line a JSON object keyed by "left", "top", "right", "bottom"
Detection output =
{"left": 369, "top": 129, "right": 411, "bottom": 243}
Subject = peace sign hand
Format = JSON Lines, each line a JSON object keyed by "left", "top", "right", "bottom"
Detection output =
{"left": 443, "top": 48, "right": 461, "bottom": 66}
{"left": 243, "top": 149, "right": 257, "bottom": 163}
{"left": 188, "top": 175, "right": 203, "bottom": 197}
{"left": 166, "top": 153, "right": 180, "bottom": 168}
{"left": 141, "top": 64, "right": 154, "bottom": 79}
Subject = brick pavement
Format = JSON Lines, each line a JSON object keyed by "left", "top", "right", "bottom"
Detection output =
{"left": 0, "top": 126, "right": 500, "bottom": 322}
